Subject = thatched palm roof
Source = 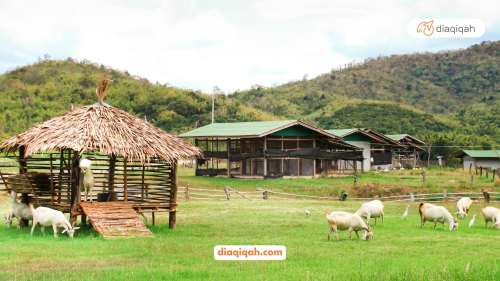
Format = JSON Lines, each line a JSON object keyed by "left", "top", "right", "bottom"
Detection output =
{"left": 0, "top": 77, "right": 201, "bottom": 163}
{"left": 0, "top": 103, "right": 201, "bottom": 163}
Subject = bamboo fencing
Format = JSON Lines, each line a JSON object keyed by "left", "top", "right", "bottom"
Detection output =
{"left": 177, "top": 185, "right": 500, "bottom": 203}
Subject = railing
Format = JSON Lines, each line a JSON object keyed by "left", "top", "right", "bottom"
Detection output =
{"left": 177, "top": 185, "right": 500, "bottom": 203}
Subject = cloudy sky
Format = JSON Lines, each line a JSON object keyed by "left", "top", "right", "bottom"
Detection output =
{"left": 1, "top": 0, "right": 499, "bottom": 93}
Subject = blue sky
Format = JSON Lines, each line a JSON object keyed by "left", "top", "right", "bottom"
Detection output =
{"left": 0, "top": 0, "right": 499, "bottom": 93}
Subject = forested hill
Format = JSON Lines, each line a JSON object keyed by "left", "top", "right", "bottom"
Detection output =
{"left": 228, "top": 41, "right": 500, "bottom": 135}
{"left": 1, "top": 41, "right": 500, "bottom": 162}
{"left": 0, "top": 58, "right": 274, "bottom": 140}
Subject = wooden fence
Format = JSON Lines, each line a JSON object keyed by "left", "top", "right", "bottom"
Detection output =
{"left": 178, "top": 185, "right": 500, "bottom": 203}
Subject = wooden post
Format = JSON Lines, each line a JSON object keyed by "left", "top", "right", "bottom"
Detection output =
{"left": 124, "top": 158, "right": 128, "bottom": 201}
{"left": 81, "top": 214, "right": 87, "bottom": 227}
{"left": 263, "top": 136, "right": 268, "bottom": 176}
{"left": 443, "top": 190, "right": 448, "bottom": 202}
{"left": 108, "top": 154, "right": 116, "bottom": 192}
{"left": 486, "top": 168, "right": 489, "bottom": 179}
{"left": 263, "top": 190, "right": 269, "bottom": 200}
{"left": 410, "top": 193, "right": 414, "bottom": 203}
{"left": 422, "top": 171, "right": 426, "bottom": 184}
{"left": 18, "top": 146, "right": 30, "bottom": 227}
{"left": 312, "top": 136, "right": 316, "bottom": 177}
{"left": 469, "top": 163, "right": 472, "bottom": 174}
{"left": 492, "top": 170, "right": 496, "bottom": 183}
{"left": 169, "top": 160, "right": 178, "bottom": 229}
{"left": 471, "top": 175, "right": 474, "bottom": 186}
{"left": 152, "top": 212, "right": 156, "bottom": 226}
{"left": 480, "top": 166, "right": 483, "bottom": 177}
{"left": 185, "top": 184, "right": 190, "bottom": 201}
{"left": 224, "top": 186, "right": 231, "bottom": 200}
{"left": 50, "top": 152, "right": 54, "bottom": 205}
{"left": 476, "top": 165, "right": 478, "bottom": 175}
{"left": 70, "top": 151, "right": 80, "bottom": 225}
{"left": 227, "top": 138, "right": 231, "bottom": 177}
{"left": 195, "top": 139, "right": 199, "bottom": 170}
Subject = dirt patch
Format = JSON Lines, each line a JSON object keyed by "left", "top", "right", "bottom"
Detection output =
{"left": 352, "top": 182, "right": 417, "bottom": 198}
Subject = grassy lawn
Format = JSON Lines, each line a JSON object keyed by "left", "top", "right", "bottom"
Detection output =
{"left": 178, "top": 166, "right": 500, "bottom": 198}
{"left": 1, "top": 194, "right": 499, "bottom": 280}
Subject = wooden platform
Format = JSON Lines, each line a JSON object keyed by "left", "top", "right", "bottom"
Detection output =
{"left": 80, "top": 202, "right": 154, "bottom": 239}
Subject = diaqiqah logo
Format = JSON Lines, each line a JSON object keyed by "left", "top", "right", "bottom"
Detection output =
{"left": 409, "top": 19, "right": 485, "bottom": 38}
{"left": 417, "top": 20, "right": 434, "bottom": 36}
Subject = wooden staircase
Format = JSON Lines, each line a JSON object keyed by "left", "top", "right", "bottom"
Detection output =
{"left": 80, "top": 202, "right": 154, "bottom": 238}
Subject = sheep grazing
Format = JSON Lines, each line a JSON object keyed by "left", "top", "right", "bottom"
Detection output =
{"left": 79, "top": 158, "right": 95, "bottom": 203}
{"left": 355, "top": 200, "right": 385, "bottom": 226}
{"left": 419, "top": 203, "right": 458, "bottom": 231}
{"left": 325, "top": 210, "right": 373, "bottom": 241}
{"left": 30, "top": 205, "right": 80, "bottom": 238}
{"left": 481, "top": 207, "right": 500, "bottom": 229}
{"left": 455, "top": 197, "right": 477, "bottom": 219}
{"left": 6, "top": 191, "right": 33, "bottom": 229}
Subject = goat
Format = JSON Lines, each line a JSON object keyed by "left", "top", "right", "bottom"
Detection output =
{"left": 30, "top": 205, "right": 80, "bottom": 238}
{"left": 456, "top": 197, "right": 477, "bottom": 219}
{"left": 481, "top": 207, "right": 500, "bottom": 229}
{"left": 419, "top": 203, "right": 458, "bottom": 231}
{"left": 2, "top": 211, "right": 15, "bottom": 228}
{"left": 79, "top": 158, "right": 95, "bottom": 203}
{"left": 355, "top": 200, "right": 384, "bottom": 226}
{"left": 325, "top": 210, "right": 373, "bottom": 241}
{"left": 6, "top": 191, "right": 33, "bottom": 229}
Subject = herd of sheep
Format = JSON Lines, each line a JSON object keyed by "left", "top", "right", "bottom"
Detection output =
{"left": 324, "top": 197, "right": 500, "bottom": 241}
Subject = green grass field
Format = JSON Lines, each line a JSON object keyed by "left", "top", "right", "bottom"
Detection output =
{"left": 178, "top": 166, "right": 500, "bottom": 198}
{"left": 1, "top": 194, "right": 499, "bottom": 280}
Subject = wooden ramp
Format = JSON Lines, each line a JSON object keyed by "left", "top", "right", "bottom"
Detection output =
{"left": 80, "top": 202, "right": 154, "bottom": 239}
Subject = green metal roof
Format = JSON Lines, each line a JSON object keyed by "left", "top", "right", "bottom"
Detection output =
{"left": 324, "top": 129, "right": 360, "bottom": 137}
{"left": 179, "top": 120, "right": 301, "bottom": 138}
{"left": 462, "top": 150, "right": 500, "bottom": 158}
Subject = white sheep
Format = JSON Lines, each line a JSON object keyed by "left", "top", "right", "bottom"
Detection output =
{"left": 30, "top": 205, "right": 80, "bottom": 238}
{"left": 325, "top": 210, "right": 373, "bottom": 241}
{"left": 481, "top": 207, "right": 500, "bottom": 229}
{"left": 455, "top": 197, "right": 477, "bottom": 219}
{"left": 419, "top": 203, "right": 458, "bottom": 231}
{"left": 355, "top": 200, "right": 384, "bottom": 226}
{"left": 5, "top": 191, "right": 33, "bottom": 229}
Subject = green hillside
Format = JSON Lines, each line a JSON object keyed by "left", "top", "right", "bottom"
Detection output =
{"left": 0, "top": 58, "right": 275, "bottom": 140}
{"left": 1, "top": 41, "right": 500, "bottom": 161}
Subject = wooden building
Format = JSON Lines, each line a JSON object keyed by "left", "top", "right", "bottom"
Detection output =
{"left": 179, "top": 120, "right": 363, "bottom": 178}
{"left": 325, "top": 128, "right": 405, "bottom": 171}
{"left": 385, "top": 134, "right": 426, "bottom": 167}
{"left": 0, "top": 77, "right": 200, "bottom": 230}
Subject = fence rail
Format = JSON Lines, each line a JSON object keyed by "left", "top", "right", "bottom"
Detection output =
{"left": 177, "top": 185, "right": 500, "bottom": 203}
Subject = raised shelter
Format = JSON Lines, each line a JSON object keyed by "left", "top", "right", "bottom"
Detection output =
{"left": 0, "top": 77, "right": 200, "bottom": 230}
{"left": 179, "top": 120, "right": 363, "bottom": 178}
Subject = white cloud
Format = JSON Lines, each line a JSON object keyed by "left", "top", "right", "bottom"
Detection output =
{"left": 0, "top": 0, "right": 499, "bottom": 93}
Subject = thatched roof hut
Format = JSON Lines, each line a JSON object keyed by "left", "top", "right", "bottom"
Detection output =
{"left": 0, "top": 77, "right": 200, "bottom": 231}
{"left": 0, "top": 80, "right": 200, "bottom": 163}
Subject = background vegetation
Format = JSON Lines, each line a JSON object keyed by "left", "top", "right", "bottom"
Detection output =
{"left": 2, "top": 41, "right": 500, "bottom": 163}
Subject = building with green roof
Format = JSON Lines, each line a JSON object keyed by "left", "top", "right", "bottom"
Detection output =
{"left": 179, "top": 120, "right": 363, "bottom": 178}
{"left": 455, "top": 150, "right": 500, "bottom": 170}
{"left": 385, "top": 134, "right": 426, "bottom": 167}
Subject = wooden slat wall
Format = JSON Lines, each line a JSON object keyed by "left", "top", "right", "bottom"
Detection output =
{"left": 0, "top": 151, "right": 175, "bottom": 212}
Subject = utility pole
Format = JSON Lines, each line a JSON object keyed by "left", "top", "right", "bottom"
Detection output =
{"left": 212, "top": 86, "right": 220, "bottom": 124}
